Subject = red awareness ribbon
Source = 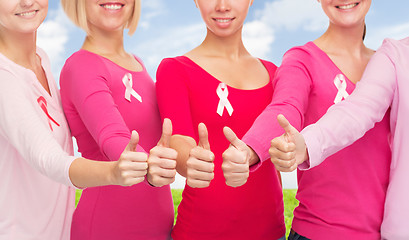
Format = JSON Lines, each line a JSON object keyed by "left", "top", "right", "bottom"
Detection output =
{"left": 37, "top": 96, "right": 60, "bottom": 131}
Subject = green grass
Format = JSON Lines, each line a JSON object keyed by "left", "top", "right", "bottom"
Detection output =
{"left": 171, "top": 189, "right": 183, "bottom": 223}
{"left": 75, "top": 189, "right": 298, "bottom": 237}
{"left": 283, "top": 189, "right": 298, "bottom": 236}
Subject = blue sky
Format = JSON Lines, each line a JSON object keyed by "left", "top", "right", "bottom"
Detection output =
{"left": 39, "top": 0, "right": 409, "bottom": 188}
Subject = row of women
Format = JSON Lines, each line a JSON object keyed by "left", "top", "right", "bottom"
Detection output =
{"left": 0, "top": 0, "right": 406, "bottom": 239}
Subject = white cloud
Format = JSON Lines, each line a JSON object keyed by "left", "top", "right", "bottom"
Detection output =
{"left": 257, "top": 0, "right": 327, "bottom": 32}
{"left": 241, "top": 0, "right": 327, "bottom": 59}
{"left": 132, "top": 23, "right": 205, "bottom": 77}
{"left": 139, "top": 0, "right": 167, "bottom": 29}
{"left": 366, "top": 22, "right": 409, "bottom": 49}
{"left": 37, "top": 6, "right": 73, "bottom": 79}
{"left": 243, "top": 20, "right": 275, "bottom": 59}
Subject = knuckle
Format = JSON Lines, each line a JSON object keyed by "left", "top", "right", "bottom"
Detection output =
{"left": 149, "top": 147, "right": 157, "bottom": 155}
{"left": 186, "top": 158, "right": 196, "bottom": 168}
{"left": 268, "top": 147, "right": 276, "bottom": 156}
{"left": 222, "top": 150, "right": 230, "bottom": 160}
{"left": 190, "top": 147, "right": 199, "bottom": 156}
{"left": 149, "top": 167, "right": 158, "bottom": 176}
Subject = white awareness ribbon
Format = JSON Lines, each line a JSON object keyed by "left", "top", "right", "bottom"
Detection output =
{"left": 333, "top": 74, "right": 349, "bottom": 104}
{"left": 122, "top": 73, "right": 142, "bottom": 103}
{"left": 216, "top": 83, "right": 234, "bottom": 116}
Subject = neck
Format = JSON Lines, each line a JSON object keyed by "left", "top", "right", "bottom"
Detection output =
{"left": 200, "top": 27, "right": 249, "bottom": 60}
{"left": 82, "top": 27, "right": 126, "bottom": 57}
{"left": 0, "top": 30, "right": 37, "bottom": 69}
{"left": 315, "top": 22, "right": 367, "bottom": 56}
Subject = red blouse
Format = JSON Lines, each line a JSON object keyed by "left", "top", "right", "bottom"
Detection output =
{"left": 156, "top": 56, "right": 285, "bottom": 240}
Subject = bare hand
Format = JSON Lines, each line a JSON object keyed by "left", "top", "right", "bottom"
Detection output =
{"left": 186, "top": 123, "right": 215, "bottom": 188}
{"left": 112, "top": 131, "right": 148, "bottom": 186}
{"left": 269, "top": 114, "right": 307, "bottom": 172}
{"left": 222, "top": 127, "right": 250, "bottom": 187}
{"left": 147, "top": 118, "right": 178, "bottom": 187}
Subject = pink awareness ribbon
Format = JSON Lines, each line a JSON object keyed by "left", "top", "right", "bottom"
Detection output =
{"left": 37, "top": 96, "right": 60, "bottom": 131}
{"left": 122, "top": 73, "right": 142, "bottom": 103}
{"left": 216, "top": 83, "right": 234, "bottom": 116}
{"left": 333, "top": 74, "right": 350, "bottom": 104}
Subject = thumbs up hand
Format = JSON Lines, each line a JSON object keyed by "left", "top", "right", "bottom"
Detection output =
{"left": 147, "top": 118, "right": 178, "bottom": 187}
{"left": 186, "top": 123, "right": 215, "bottom": 188}
{"left": 112, "top": 130, "right": 149, "bottom": 186}
{"left": 221, "top": 127, "right": 251, "bottom": 187}
{"left": 269, "top": 114, "right": 307, "bottom": 172}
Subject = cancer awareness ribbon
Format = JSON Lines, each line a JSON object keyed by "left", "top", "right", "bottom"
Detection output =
{"left": 333, "top": 74, "right": 349, "bottom": 104}
{"left": 37, "top": 96, "right": 60, "bottom": 131}
{"left": 216, "top": 83, "right": 234, "bottom": 116}
{"left": 122, "top": 73, "right": 142, "bottom": 103}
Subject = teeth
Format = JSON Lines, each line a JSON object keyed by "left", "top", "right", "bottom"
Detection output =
{"left": 216, "top": 19, "right": 231, "bottom": 23}
{"left": 102, "top": 4, "right": 122, "bottom": 10}
{"left": 337, "top": 3, "right": 358, "bottom": 9}
{"left": 18, "top": 11, "right": 36, "bottom": 17}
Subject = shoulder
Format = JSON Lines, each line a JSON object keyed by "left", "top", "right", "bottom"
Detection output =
{"left": 0, "top": 56, "right": 24, "bottom": 89}
{"left": 62, "top": 50, "right": 107, "bottom": 72}
{"left": 283, "top": 42, "right": 317, "bottom": 62}
{"left": 258, "top": 59, "right": 277, "bottom": 71}
{"left": 257, "top": 59, "right": 278, "bottom": 80}
{"left": 0, "top": 69, "right": 31, "bottom": 106}
{"left": 36, "top": 47, "right": 51, "bottom": 67}
{"left": 158, "top": 56, "right": 191, "bottom": 69}
{"left": 132, "top": 55, "right": 147, "bottom": 69}
{"left": 0, "top": 68, "right": 19, "bottom": 87}
{"left": 377, "top": 37, "right": 409, "bottom": 59}
{"left": 157, "top": 56, "right": 191, "bottom": 77}
{"left": 61, "top": 50, "right": 109, "bottom": 80}
{"left": 278, "top": 42, "right": 324, "bottom": 75}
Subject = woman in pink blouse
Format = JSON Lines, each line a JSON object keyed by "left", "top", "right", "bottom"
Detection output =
{"left": 156, "top": 0, "right": 285, "bottom": 239}
{"left": 0, "top": 0, "right": 160, "bottom": 239}
{"left": 60, "top": 0, "right": 177, "bottom": 239}
{"left": 225, "top": 0, "right": 391, "bottom": 239}
{"left": 270, "top": 37, "right": 409, "bottom": 240}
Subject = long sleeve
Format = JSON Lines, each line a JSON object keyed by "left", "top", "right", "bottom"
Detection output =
{"left": 156, "top": 58, "right": 196, "bottom": 139}
{"left": 60, "top": 52, "right": 145, "bottom": 161}
{"left": 243, "top": 49, "right": 313, "bottom": 167}
{"left": 0, "top": 69, "right": 75, "bottom": 186}
{"left": 301, "top": 49, "right": 396, "bottom": 169}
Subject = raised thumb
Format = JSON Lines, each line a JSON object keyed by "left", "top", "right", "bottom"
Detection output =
{"left": 126, "top": 130, "right": 140, "bottom": 151}
{"left": 198, "top": 123, "right": 210, "bottom": 150}
{"left": 223, "top": 126, "right": 247, "bottom": 150}
{"left": 158, "top": 118, "right": 172, "bottom": 147}
{"left": 277, "top": 114, "right": 298, "bottom": 142}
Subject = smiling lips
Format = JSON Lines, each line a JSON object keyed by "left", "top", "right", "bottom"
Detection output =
{"left": 100, "top": 3, "right": 124, "bottom": 10}
{"left": 336, "top": 2, "right": 359, "bottom": 10}
{"left": 214, "top": 18, "right": 235, "bottom": 23}
{"left": 15, "top": 10, "right": 38, "bottom": 17}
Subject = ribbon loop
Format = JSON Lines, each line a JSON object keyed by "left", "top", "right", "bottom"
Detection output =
{"left": 37, "top": 96, "right": 60, "bottom": 131}
{"left": 122, "top": 73, "right": 142, "bottom": 103}
{"left": 216, "top": 83, "right": 234, "bottom": 116}
{"left": 333, "top": 74, "right": 349, "bottom": 104}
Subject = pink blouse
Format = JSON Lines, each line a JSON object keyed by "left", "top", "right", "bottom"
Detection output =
{"left": 244, "top": 42, "right": 391, "bottom": 239}
{"left": 60, "top": 50, "right": 173, "bottom": 240}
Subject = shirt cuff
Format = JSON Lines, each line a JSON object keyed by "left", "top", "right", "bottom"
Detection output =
{"left": 243, "top": 135, "right": 267, "bottom": 172}
{"left": 299, "top": 125, "right": 322, "bottom": 170}
{"left": 66, "top": 156, "right": 84, "bottom": 189}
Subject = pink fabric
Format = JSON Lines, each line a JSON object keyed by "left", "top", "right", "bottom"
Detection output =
{"left": 156, "top": 56, "right": 285, "bottom": 240}
{"left": 0, "top": 48, "right": 76, "bottom": 240}
{"left": 243, "top": 42, "right": 391, "bottom": 239}
{"left": 60, "top": 50, "right": 173, "bottom": 240}
{"left": 302, "top": 38, "right": 409, "bottom": 240}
